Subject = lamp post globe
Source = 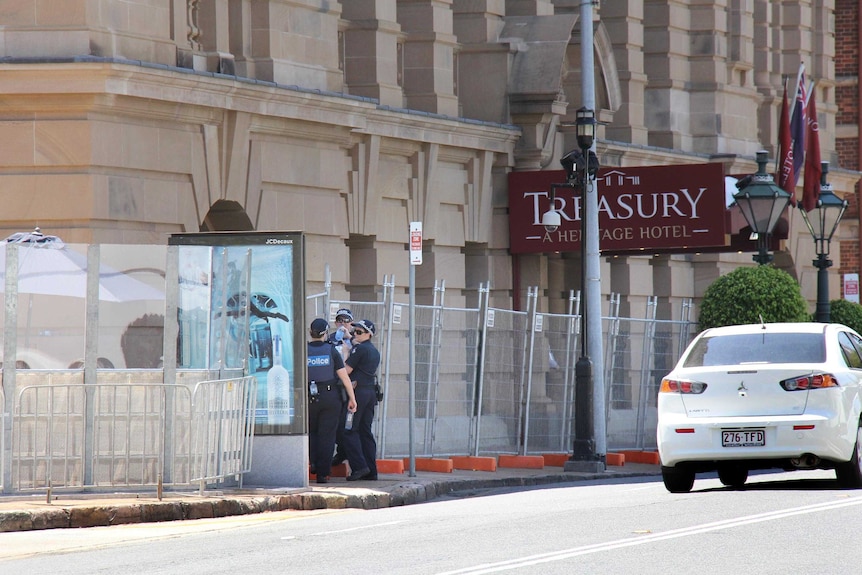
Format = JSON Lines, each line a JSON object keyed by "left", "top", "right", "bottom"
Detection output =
{"left": 732, "top": 150, "right": 793, "bottom": 265}
{"left": 800, "top": 162, "right": 848, "bottom": 322}
{"left": 575, "top": 107, "right": 596, "bottom": 151}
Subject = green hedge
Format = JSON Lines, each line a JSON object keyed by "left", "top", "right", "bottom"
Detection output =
{"left": 829, "top": 298, "right": 862, "bottom": 332}
{"left": 698, "top": 265, "right": 809, "bottom": 330}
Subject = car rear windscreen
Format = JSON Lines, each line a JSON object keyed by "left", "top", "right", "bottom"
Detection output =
{"left": 683, "top": 332, "right": 826, "bottom": 367}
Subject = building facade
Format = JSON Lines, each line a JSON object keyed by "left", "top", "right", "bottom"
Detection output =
{"left": 836, "top": 0, "right": 862, "bottom": 287}
{"left": 0, "top": 0, "right": 857, "bottom": 323}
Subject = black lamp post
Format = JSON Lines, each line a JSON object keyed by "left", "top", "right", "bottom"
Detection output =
{"left": 570, "top": 107, "right": 599, "bottom": 464}
{"left": 732, "top": 150, "right": 793, "bottom": 265}
{"left": 545, "top": 108, "right": 600, "bottom": 467}
{"left": 799, "top": 162, "right": 848, "bottom": 323}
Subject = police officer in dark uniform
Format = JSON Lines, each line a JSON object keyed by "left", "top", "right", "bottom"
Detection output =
{"left": 307, "top": 318, "right": 357, "bottom": 484}
{"left": 327, "top": 308, "right": 354, "bottom": 467}
{"left": 343, "top": 319, "right": 381, "bottom": 481}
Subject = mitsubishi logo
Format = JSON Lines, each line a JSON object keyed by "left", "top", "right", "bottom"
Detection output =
{"left": 738, "top": 382, "right": 748, "bottom": 398}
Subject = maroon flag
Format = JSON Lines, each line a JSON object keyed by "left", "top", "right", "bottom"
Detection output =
{"left": 801, "top": 86, "right": 821, "bottom": 212}
{"left": 789, "top": 65, "right": 807, "bottom": 188}
{"left": 776, "top": 82, "right": 795, "bottom": 205}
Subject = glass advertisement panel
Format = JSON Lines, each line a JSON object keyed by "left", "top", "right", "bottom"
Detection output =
{"left": 170, "top": 232, "right": 305, "bottom": 435}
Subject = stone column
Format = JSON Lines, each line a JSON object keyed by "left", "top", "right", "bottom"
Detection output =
{"left": 504, "top": 0, "right": 554, "bottom": 16}
{"left": 197, "top": 0, "right": 236, "bottom": 74}
{"left": 464, "top": 242, "right": 492, "bottom": 308}
{"left": 643, "top": 0, "right": 691, "bottom": 149}
{"left": 341, "top": 0, "right": 405, "bottom": 107}
{"left": 346, "top": 235, "right": 383, "bottom": 302}
{"left": 598, "top": 0, "right": 649, "bottom": 145}
{"left": 651, "top": 254, "right": 694, "bottom": 321}
{"left": 452, "top": 0, "right": 508, "bottom": 123}
{"left": 610, "top": 255, "right": 653, "bottom": 319}
{"left": 239, "top": 0, "right": 342, "bottom": 89}
{"left": 690, "top": 0, "right": 760, "bottom": 155}
{"left": 397, "top": 0, "right": 460, "bottom": 116}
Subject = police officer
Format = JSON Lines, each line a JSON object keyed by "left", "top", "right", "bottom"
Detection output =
{"left": 328, "top": 308, "right": 354, "bottom": 468}
{"left": 327, "top": 307, "right": 354, "bottom": 360}
{"left": 343, "top": 319, "right": 381, "bottom": 481}
{"left": 307, "top": 318, "right": 356, "bottom": 484}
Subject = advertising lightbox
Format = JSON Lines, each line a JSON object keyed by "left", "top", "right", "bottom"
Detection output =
{"left": 169, "top": 232, "right": 306, "bottom": 435}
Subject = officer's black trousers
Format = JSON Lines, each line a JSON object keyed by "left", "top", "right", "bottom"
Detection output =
{"left": 308, "top": 388, "right": 343, "bottom": 478}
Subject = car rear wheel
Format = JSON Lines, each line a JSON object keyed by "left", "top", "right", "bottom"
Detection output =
{"left": 836, "top": 425, "right": 862, "bottom": 488}
{"left": 717, "top": 464, "right": 748, "bottom": 488}
{"left": 662, "top": 465, "right": 695, "bottom": 493}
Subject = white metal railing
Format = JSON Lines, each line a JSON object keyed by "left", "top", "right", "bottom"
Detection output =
{"left": 189, "top": 376, "right": 257, "bottom": 494}
{"left": 0, "top": 384, "right": 5, "bottom": 492}
{"left": 9, "top": 377, "right": 255, "bottom": 493}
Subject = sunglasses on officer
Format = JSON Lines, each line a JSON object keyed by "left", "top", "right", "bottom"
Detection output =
{"left": 353, "top": 328, "right": 367, "bottom": 335}
{"left": 336, "top": 316, "right": 351, "bottom": 323}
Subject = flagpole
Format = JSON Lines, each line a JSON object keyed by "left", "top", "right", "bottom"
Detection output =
{"left": 789, "top": 62, "right": 805, "bottom": 118}
{"left": 775, "top": 75, "right": 788, "bottom": 176}
{"left": 805, "top": 79, "right": 817, "bottom": 107}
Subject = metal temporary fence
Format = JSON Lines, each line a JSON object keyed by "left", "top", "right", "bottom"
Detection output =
{"left": 189, "top": 376, "right": 257, "bottom": 494}
{"left": 0, "top": 384, "right": 4, "bottom": 492}
{"left": 383, "top": 281, "right": 483, "bottom": 457}
{"left": 9, "top": 375, "right": 255, "bottom": 493}
{"left": 604, "top": 296, "right": 695, "bottom": 451}
{"left": 308, "top": 272, "right": 697, "bottom": 460}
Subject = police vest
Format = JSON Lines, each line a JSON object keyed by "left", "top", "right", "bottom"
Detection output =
{"left": 307, "top": 344, "right": 337, "bottom": 383}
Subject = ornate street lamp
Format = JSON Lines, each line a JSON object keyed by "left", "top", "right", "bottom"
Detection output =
{"left": 732, "top": 150, "right": 793, "bottom": 265}
{"left": 799, "top": 162, "right": 848, "bottom": 322}
{"left": 566, "top": 107, "right": 601, "bottom": 466}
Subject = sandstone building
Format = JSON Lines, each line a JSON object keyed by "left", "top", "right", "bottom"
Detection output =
{"left": 0, "top": 0, "right": 857, "bottom": 322}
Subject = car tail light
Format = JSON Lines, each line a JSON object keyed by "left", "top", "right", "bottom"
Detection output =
{"left": 659, "top": 378, "right": 707, "bottom": 394}
{"left": 780, "top": 373, "right": 839, "bottom": 391}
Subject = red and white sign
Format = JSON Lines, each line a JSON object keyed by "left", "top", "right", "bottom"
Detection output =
{"left": 508, "top": 163, "right": 729, "bottom": 255}
{"left": 845, "top": 273, "right": 859, "bottom": 304}
{"left": 410, "top": 222, "right": 423, "bottom": 265}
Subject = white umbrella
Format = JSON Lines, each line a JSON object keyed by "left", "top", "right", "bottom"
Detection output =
{"left": 1, "top": 228, "right": 164, "bottom": 302}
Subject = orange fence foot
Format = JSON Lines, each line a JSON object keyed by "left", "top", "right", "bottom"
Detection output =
{"left": 618, "top": 450, "right": 660, "bottom": 465}
{"left": 606, "top": 453, "right": 626, "bottom": 466}
{"left": 498, "top": 454, "right": 545, "bottom": 469}
{"left": 450, "top": 456, "right": 497, "bottom": 472}
{"left": 402, "top": 457, "right": 454, "bottom": 473}
{"left": 541, "top": 453, "right": 571, "bottom": 467}
{"left": 376, "top": 459, "right": 405, "bottom": 474}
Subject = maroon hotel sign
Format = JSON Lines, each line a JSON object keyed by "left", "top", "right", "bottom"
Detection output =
{"left": 508, "top": 163, "right": 729, "bottom": 255}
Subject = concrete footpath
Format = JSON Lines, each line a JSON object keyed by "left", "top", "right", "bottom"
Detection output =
{"left": 0, "top": 461, "right": 661, "bottom": 533}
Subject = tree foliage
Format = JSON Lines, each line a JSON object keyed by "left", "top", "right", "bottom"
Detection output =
{"left": 829, "top": 299, "right": 862, "bottom": 333}
{"left": 698, "top": 265, "right": 809, "bottom": 330}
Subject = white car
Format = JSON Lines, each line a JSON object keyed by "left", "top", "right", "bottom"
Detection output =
{"left": 657, "top": 322, "right": 862, "bottom": 493}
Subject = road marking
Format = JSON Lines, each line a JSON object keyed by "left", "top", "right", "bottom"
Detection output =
{"left": 281, "top": 520, "right": 406, "bottom": 540}
{"left": 436, "top": 495, "right": 862, "bottom": 574}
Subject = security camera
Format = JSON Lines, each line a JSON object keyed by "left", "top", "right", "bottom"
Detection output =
{"left": 542, "top": 210, "right": 561, "bottom": 233}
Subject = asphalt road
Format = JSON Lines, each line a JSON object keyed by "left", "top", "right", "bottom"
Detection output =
{"left": 2, "top": 469, "right": 861, "bottom": 574}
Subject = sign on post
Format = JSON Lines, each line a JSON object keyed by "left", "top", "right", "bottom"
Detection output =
{"left": 845, "top": 273, "right": 859, "bottom": 304}
{"left": 410, "top": 222, "right": 423, "bottom": 265}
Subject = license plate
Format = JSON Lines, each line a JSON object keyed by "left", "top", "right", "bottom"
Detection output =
{"left": 721, "top": 429, "right": 765, "bottom": 447}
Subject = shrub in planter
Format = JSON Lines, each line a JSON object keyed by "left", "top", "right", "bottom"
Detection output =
{"left": 829, "top": 298, "right": 862, "bottom": 333}
{"left": 698, "top": 265, "right": 808, "bottom": 330}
